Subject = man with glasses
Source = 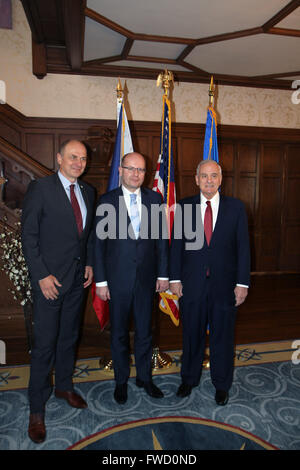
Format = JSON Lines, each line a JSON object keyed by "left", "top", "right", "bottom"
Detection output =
{"left": 94, "top": 152, "right": 169, "bottom": 404}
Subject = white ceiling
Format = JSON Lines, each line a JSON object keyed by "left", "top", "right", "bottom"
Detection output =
{"left": 83, "top": 0, "right": 300, "bottom": 86}
{"left": 86, "top": 0, "right": 290, "bottom": 38}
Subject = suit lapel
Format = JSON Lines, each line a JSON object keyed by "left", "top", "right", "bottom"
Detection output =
{"left": 210, "top": 195, "right": 226, "bottom": 245}
{"left": 54, "top": 173, "right": 80, "bottom": 237}
{"left": 78, "top": 180, "right": 91, "bottom": 237}
{"left": 113, "top": 186, "right": 133, "bottom": 238}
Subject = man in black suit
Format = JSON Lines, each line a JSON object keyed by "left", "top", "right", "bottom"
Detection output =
{"left": 21, "top": 139, "right": 95, "bottom": 443}
{"left": 170, "top": 160, "right": 250, "bottom": 405}
{"left": 94, "top": 152, "right": 169, "bottom": 404}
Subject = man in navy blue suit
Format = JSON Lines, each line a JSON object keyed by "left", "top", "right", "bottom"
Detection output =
{"left": 170, "top": 159, "right": 250, "bottom": 405}
{"left": 22, "top": 140, "right": 95, "bottom": 443}
{"left": 94, "top": 152, "right": 169, "bottom": 404}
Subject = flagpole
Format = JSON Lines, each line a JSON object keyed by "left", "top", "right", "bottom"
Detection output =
{"left": 209, "top": 75, "right": 215, "bottom": 107}
{"left": 203, "top": 76, "right": 216, "bottom": 370}
{"left": 99, "top": 78, "right": 134, "bottom": 372}
{"left": 151, "top": 69, "right": 175, "bottom": 370}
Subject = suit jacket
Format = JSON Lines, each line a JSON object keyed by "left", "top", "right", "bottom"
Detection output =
{"left": 170, "top": 194, "right": 251, "bottom": 303}
{"left": 93, "top": 186, "right": 168, "bottom": 295}
{"left": 21, "top": 172, "right": 95, "bottom": 294}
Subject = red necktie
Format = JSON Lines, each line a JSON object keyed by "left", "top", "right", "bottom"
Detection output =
{"left": 70, "top": 184, "right": 83, "bottom": 235}
{"left": 204, "top": 200, "right": 212, "bottom": 246}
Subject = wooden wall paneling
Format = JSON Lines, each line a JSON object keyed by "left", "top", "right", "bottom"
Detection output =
{"left": 280, "top": 143, "right": 300, "bottom": 270}
{"left": 25, "top": 132, "right": 56, "bottom": 170}
{"left": 233, "top": 141, "right": 258, "bottom": 271}
{"left": 1, "top": 103, "right": 300, "bottom": 364}
{"left": 180, "top": 137, "right": 202, "bottom": 172}
{"left": 0, "top": 118, "right": 22, "bottom": 149}
{"left": 174, "top": 135, "right": 183, "bottom": 197}
{"left": 258, "top": 143, "right": 283, "bottom": 271}
{"left": 219, "top": 140, "right": 234, "bottom": 170}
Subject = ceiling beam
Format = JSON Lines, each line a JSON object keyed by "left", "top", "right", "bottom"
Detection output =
{"left": 20, "top": 0, "right": 44, "bottom": 43}
{"left": 62, "top": 0, "right": 84, "bottom": 71}
{"left": 268, "top": 27, "right": 300, "bottom": 38}
{"left": 127, "top": 56, "right": 177, "bottom": 65}
{"left": 32, "top": 38, "right": 47, "bottom": 79}
{"left": 85, "top": 7, "right": 133, "bottom": 38}
{"left": 262, "top": 0, "right": 300, "bottom": 31}
{"left": 45, "top": 58, "right": 293, "bottom": 90}
{"left": 121, "top": 38, "right": 134, "bottom": 59}
{"left": 195, "top": 27, "right": 263, "bottom": 46}
{"left": 251, "top": 70, "right": 300, "bottom": 79}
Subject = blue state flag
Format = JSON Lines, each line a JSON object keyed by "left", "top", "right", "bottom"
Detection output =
{"left": 203, "top": 106, "right": 219, "bottom": 162}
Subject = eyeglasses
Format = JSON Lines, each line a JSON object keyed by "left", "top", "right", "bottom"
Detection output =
{"left": 121, "top": 166, "right": 146, "bottom": 174}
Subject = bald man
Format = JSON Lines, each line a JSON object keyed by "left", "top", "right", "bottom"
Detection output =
{"left": 170, "top": 160, "right": 250, "bottom": 405}
{"left": 22, "top": 140, "right": 95, "bottom": 443}
{"left": 94, "top": 152, "right": 169, "bottom": 404}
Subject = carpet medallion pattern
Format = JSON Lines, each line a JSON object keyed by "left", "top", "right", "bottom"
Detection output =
{"left": 0, "top": 341, "right": 300, "bottom": 451}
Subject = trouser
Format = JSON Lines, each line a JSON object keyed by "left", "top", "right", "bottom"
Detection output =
{"left": 109, "top": 280, "right": 154, "bottom": 385}
{"left": 180, "top": 278, "right": 236, "bottom": 391}
{"left": 28, "top": 265, "right": 84, "bottom": 413}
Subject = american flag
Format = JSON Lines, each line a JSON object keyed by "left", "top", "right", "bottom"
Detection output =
{"left": 153, "top": 95, "right": 179, "bottom": 327}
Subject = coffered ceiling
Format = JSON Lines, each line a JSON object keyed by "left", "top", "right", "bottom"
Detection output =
{"left": 21, "top": 0, "right": 300, "bottom": 89}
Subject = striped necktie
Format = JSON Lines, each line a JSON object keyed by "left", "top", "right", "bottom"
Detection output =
{"left": 129, "top": 193, "right": 140, "bottom": 239}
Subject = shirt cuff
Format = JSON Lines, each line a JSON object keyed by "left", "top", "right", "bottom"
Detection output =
{"left": 95, "top": 281, "right": 108, "bottom": 287}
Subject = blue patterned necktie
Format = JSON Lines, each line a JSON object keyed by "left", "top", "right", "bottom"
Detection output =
{"left": 130, "top": 193, "right": 140, "bottom": 239}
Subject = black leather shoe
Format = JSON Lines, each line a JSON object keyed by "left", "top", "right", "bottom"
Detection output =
{"left": 114, "top": 384, "right": 127, "bottom": 404}
{"left": 176, "top": 383, "right": 193, "bottom": 398}
{"left": 215, "top": 390, "right": 229, "bottom": 406}
{"left": 136, "top": 379, "right": 164, "bottom": 398}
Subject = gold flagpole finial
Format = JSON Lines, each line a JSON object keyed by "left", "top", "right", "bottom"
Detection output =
{"left": 116, "top": 78, "right": 123, "bottom": 100}
{"left": 208, "top": 75, "right": 215, "bottom": 107}
{"left": 157, "top": 69, "right": 174, "bottom": 97}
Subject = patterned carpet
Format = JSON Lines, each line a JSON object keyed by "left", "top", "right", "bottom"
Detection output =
{"left": 0, "top": 340, "right": 300, "bottom": 451}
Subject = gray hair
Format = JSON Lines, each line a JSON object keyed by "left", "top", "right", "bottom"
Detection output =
{"left": 196, "top": 160, "right": 222, "bottom": 176}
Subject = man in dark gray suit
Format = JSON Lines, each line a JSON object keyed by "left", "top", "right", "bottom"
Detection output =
{"left": 22, "top": 139, "right": 95, "bottom": 443}
{"left": 94, "top": 152, "right": 169, "bottom": 405}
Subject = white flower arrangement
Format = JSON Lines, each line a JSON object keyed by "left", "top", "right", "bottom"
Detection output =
{"left": 0, "top": 218, "right": 32, "bottom": 306}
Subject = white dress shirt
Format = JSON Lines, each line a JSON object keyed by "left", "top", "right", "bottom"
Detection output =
{"left": 58, "top": 171, "right": 87, "bottom": 228}
{"left": 201, "top": 191, "right": 219, "bottom": 230}
{"left": 171, "top": 191, "right": 248, "bottom": 288}
{"left": 122, "top": 185, "right": 142, "bottom": 218}
{"left": 96, "top": 185, "right": 167, "bottom": 287}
